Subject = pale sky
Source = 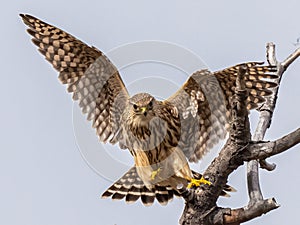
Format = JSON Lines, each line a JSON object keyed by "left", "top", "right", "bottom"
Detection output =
{"left": 1, "top": 1, "right": 300, "bottom": 225}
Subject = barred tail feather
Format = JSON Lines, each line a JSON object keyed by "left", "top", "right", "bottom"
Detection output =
{"left": 101, "top": 167, "right": 236, "bottom": 206}
{"left": 101, "top": 167, "right": 175, "bottom": 206}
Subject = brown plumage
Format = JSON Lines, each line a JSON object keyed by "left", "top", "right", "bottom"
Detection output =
{"left": 20, "top": 14, "right": 277, "bottom": 206}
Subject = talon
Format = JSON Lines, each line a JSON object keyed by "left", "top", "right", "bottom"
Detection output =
{"left": 151, "top": 168, "right": 161, "bottom": 180}
{"left": 187, "top": 177, "right": 211, "bottom": 189}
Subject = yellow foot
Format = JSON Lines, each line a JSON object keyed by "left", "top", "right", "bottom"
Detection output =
{"left": 187, "top": 177, "right": 211, "bottom": 189}
{"left": 150, "top": 168, "right": 161, "bottom": 180}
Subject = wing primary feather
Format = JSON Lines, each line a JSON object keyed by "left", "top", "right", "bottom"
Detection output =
{"left": 20, "top": 14, "right": 129, "bottom": 147}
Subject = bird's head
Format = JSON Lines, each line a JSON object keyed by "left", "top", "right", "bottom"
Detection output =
{"left": 129, "top": 93, "right": 156, "bottom": 121}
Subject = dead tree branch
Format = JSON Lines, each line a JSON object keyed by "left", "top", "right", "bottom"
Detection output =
{"left": 247, "top": 43, "right": 299, "bottom": 207}
{"left": 245, "top": 128, "right": 300, "bottom": 160}
{"left": 246, "top": 43, "right": 278, "bottom": 206}
{"left": 223, "top": 198, "right": 280, "bottom": 225}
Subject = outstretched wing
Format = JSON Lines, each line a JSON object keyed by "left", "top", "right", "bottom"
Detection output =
{"left": 20, "top": 14, "right": 129, "bottom": 146}
{"left": 167, "top": 62, "right": 277, "bottom": 162}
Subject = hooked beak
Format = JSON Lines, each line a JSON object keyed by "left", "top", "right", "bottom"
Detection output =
{"left": 140, "top": 107, "right": 147, "bottom": 113}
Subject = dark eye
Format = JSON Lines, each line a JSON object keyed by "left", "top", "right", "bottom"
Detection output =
{"left": 148, "top": 101, "right": 153, "bottom": 107}
{"left": 133, "top": 104, "right": 138, "bottom": 110}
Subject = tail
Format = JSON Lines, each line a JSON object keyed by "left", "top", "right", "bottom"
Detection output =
{"left": 101, "top": 167, "right": 236, "bottom": 206}
{"left": 101, "top": 167, "right": 178, "bottom": 206}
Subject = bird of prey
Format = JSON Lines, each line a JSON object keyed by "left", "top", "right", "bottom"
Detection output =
{"left": 20, "top": 14, "right": 277, "bottom": 206}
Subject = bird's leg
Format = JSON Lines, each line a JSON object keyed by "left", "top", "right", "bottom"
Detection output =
{"left": 150, "top": 168, "right": 161, "bottom": 180}
{"left": 187, "top": 176, "right": 211, "bottom": 189}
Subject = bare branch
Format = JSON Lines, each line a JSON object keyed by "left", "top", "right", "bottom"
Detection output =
{"left": 282, "top": 47, "right": 300, "bottom": 70}
{"left": 247, "top": 159, "right": 263, "bottom": 202}
{"left": 223, "top": 198, "right": 280, "bottom": 224}
{"left": 247, "top": 42, "right": 300, "bottom": 205}
{"left": 236, "top": 66, "right": 247, "bottom": 91}
{"left": 245, "top": 128, "right": 300, "bottom": 161}
{"left": 246, "top": 43, "right": 279, "bottom": 203}
{"left": 266, "top": 42, "right": 278, "bottom": 66}
{"left": 229, "top": 65, "right": 250, "bottom": 144}
{"left": 259, "top": 159, "right": 276, "bottom": 171}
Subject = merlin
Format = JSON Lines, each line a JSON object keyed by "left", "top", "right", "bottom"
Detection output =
{"left": 20, "top": 14, "right": 277, "bottom": 206}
